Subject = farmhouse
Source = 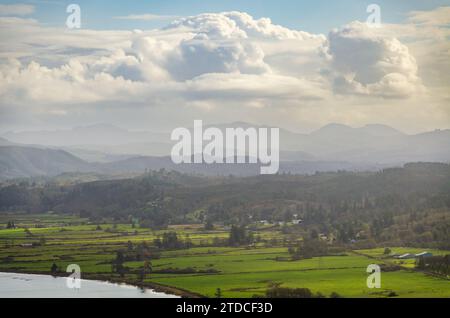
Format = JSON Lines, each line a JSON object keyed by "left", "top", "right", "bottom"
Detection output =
{"left": 415, "top": 252, "right": 433, "bottom": 258}
{"left": 396, "top": 253, "right": 416, "bottom": 260}
{"left": 394, "top": 252, "right": 433, "bottom": 259}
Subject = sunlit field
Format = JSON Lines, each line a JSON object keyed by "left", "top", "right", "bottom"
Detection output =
{"left": 1, "top": 214, "right": 448, "bottom": 298}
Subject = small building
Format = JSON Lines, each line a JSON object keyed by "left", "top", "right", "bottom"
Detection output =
{"left": 415, "top": 252, "right": 433, "bottom": 258}
{"left": 397, "top": 253, "right": 415, "bottom": 260}
{"left": 20, "top": 243, "right": 33, "bottom": 248}
{"left": 292, "top": 219, "right": 303, "bottom": 225}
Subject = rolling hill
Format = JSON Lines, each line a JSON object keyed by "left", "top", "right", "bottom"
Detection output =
{"left": 0, "top": 146, "right": 93, "bottom": 180}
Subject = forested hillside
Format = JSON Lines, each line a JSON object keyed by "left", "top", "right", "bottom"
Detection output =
{"left": 1, "top": 163, "right": 449, "bottom": 248}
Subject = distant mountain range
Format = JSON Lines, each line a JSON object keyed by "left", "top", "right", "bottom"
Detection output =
{"left": 0, "top": 146, "right": 91, "bottom": 180}
{"left": 0, "top": 145, "right": 383, "bottom": 180}
{"left": 1, "top": 122, "right": 449, "bottom": 180}
{"left": 3, "top": 124, "right": 167, "bottom": 146}
{"left": 2, "top": 124, "right": 171, "bottom": 160}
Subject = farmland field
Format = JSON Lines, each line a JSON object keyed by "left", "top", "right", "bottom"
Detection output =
{"left": 0, "top": 213, "right": 448, "bottom": 298}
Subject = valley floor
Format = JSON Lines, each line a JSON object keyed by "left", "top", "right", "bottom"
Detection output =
{"left": 0, "top": 214, "right": 448, "bottom": 298}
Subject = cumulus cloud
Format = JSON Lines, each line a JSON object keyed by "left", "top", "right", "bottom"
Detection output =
{"left": 325, "top": 21, "right": 422, "bottom": 97}
{"left": 0, "top": 58, "right": 151, "bottom": 105}
{"left": 166, "top": 12, "right": 319, "bottom": 41}
{"left": 0, "top": 10, "right": 448, "bottom": 132}
{"left": 165, "top": 37, "right": 270, "bottom": 81}
{"left": 0, "top": 11, "right": 326, "bottom": 106}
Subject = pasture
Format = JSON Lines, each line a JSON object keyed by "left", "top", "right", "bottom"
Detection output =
{"left": 0, "top": 214, "right": 448, "bottom": 298}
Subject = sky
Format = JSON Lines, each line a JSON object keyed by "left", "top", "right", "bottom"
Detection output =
{"left": 6, "top": 0, "right": 450, "bottom": 32}
{"left": 0, "top": 0, "right": 450, "bottom": 133}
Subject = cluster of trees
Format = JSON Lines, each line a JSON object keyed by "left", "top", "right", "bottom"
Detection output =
{"left": 228, "top": 225, "right": 254, "bottom": 246}
{"left": 288, "top": 238, "right": 329, "bottom": 260}
{"left": 112, "top": 241, "right": 159, "bottom": 277}
{"left": 1, "top": 163, "right": 450, "bottom": 248}
{"left": 111, "top": 251, "right": 129, "bottom": 277}
{"left": 125, "top": 241, "right": 161, "bottom": 260}
{"left": 266, "top": 287, "right": 341, "bottom": 298}
{"left": 416, "top": 255, "right": 450, "bottom": 276}
{"left": 6, "top": 221, "right": 15, "bottom": 229}
{"left": 153, "top": 232, "right": 192, "bottom": 250}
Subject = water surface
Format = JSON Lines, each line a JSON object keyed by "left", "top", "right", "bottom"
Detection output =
{"left": 0, "top": 272, "right": 179, "bottom": 298}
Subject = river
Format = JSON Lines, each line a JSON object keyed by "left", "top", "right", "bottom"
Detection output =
{"left": 0, "top": 272, "right": 179, "bottom": 298}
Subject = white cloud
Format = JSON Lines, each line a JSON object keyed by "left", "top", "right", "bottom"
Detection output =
{"left": 165, "top": 36, "right": 271, "bottom": 81}
{"left": 409, "top": 6, "right": 450, "bottom": 26}
{"left": 166, "top": 11, "right": 320, "bottom": 41}
{"left": 325, "top": 21, "right": 423, "bottom": 98}
{"left": 1, "top": 10, "right": 320, "bottom": 86}
{"left": 184, "top": 73, "right": 327, "bottom": 101}
{"left": 0, "top": 4, "right": 34, "bottom": 16}
{"left": 0, "top": 10, "right": 449, "bottom": 132}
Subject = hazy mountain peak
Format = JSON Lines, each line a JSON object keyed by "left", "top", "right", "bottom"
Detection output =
{"left": 359, "top": 124, "right": 404, "bottom": 136}
{"left": 230, "top": 121, "right": 253, "bottom": 127}
{"left": 312, "top": 123, "right": 404, "bottom": 137}
{"left": 207, "top": 121, "right": 260, "bottom": 130}
{"left": 312, "top": 123, "right": 353, "bottom": 135}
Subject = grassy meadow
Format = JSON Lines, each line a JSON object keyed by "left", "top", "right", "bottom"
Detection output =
{"left": 0, "top": 213, "right": 449, "bottom": 298}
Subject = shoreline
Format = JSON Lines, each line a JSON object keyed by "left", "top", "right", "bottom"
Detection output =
{"left": 0, "top": 269, "right": 204, "bottom": 298}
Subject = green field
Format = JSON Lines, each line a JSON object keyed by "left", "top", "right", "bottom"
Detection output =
{"left": 0, "top": 214, "right": 449, "bottom": 298}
